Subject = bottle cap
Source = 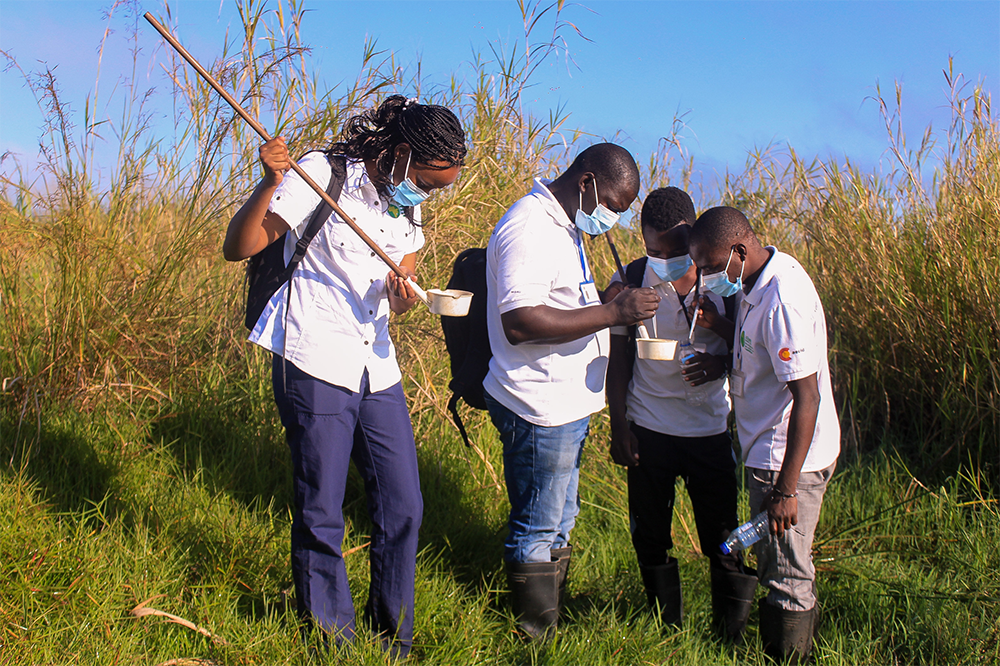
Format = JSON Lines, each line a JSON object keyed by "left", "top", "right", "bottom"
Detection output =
{"left": 719, "top": 543, "right": 731, "bottom": 555}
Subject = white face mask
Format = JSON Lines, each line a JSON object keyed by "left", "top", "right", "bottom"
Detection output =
{"left": 387, "top": 151, "right": 429, "bottom": 207}
{"left": 701, "top": 247, "right": 744, "bottom": 297}
{"left": 574, "top": 178, "right": 620, "bottom": 235}
{"left": 647, "top": 254, "right": 693, "bottom": 282}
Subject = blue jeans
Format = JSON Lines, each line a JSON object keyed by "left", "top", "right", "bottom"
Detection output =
{"left": 484, "top": 391, "right": 589, "bottom": 563}
{"left": 272, "top": 356, "right": 422, "bottom": 656}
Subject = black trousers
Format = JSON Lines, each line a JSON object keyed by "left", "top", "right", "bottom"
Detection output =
{"left": 627, "top": 423, "right": 741, "bottom": 572}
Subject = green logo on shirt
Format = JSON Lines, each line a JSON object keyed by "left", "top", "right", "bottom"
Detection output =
{"left": 740, "top": 331, "right": 754, "bottom": 354}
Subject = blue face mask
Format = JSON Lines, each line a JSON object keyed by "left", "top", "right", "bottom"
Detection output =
{"left": 574, "top": 178, "right": 620, "bottom": 236}
{"left": 388, "top": 152, "right": 429, "bottom": 208}
{"left": 647, "top": 254, "right": 692, "bottom": 283}
{"left": 701, "top": 247, "right": 744, "bottom": 297}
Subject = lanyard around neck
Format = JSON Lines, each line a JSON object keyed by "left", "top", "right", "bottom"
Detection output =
{"left": 735, "top": 301, "right": 754, "bottom": 368}
{"left": 575, "top": 230, "right": 592, "bottom": 282}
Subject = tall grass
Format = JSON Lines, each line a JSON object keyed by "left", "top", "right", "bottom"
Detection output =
{"left": 716, "top": 61, "right": 999, "bottom": 475}
{"left": 1, "top": 1, "right": 998, "bottom": 664}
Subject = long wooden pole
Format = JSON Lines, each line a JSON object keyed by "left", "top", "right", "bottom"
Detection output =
{"left": 604, "top": 228, "right": 628, "bottom": 283}
{"left": 143, "top": 12, "right": 429, "bottom": 302}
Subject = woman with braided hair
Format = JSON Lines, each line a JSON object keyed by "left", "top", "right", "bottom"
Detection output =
{"left": 224, "top": 94, "right": 466, "bottom": 657}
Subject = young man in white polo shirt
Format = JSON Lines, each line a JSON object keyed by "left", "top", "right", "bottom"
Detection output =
{"left": 689, "top": 206, "right": 840, "bottom": 663}
{"left": 484, "top": 143, "right": 660, "bottom": 639}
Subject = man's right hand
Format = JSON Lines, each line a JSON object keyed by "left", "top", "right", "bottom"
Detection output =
{"left": 260, "top": 137, "right": 292, "bottom": 187}
{"left": 609, "top": 286, "right": 660, "bottom": 326}
{"left": 610, "top": 424, "right": 640, "bottom": 467}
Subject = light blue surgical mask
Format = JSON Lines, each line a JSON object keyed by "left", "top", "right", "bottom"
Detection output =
{"left": 647, "top": 254, "right": 692, "bottom": 283}
{"left": 701, "top": 247, "right": 744, "bottom": 297}
{"left": 388, "top": 152, "right": 429, "bottom": 208}
{"left": 574, "top": 178, "right": 620, "bottom": 236}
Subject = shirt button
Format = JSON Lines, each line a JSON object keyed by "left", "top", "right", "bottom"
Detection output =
{"left": 370, "top": 251, "right": 375, "bottom": 257}
{"left": 369, "top": 310, "right": 373, "bottom": 315}
{"left": 364, "top": 340, "right": 369, "bottom": 345}
{"left": 370, "top": 279, "right": 374, "bottom": 284}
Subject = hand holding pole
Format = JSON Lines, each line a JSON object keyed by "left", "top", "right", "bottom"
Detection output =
{"left": 143, "top": 12, "right": 430, "bottom": 305}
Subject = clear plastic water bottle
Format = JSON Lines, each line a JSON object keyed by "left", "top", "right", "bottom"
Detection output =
{"left": 720, "top": 511, "right": 770, "bottom": 554}
{"left": 678, "top": 341, "right": 707, "bottom": 406}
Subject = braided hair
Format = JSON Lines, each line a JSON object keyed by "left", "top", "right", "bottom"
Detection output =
{"left": 330, "top": 95, "right": 467, "bottom": 198}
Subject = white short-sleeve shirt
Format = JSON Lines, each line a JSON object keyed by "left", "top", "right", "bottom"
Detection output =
{"left": 483, "top": 178, "right": 609, "bottom": 427}
{"left": 610, "top": 263, "right": 732, "bottom": 438}
{"left": 732, "top": 248, "right": 840, "bottom": 472}
{"left": 248, "top": 153, "right": 424, "bottom": 393}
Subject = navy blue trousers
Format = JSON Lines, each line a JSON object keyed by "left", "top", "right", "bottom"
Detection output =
{"left": 272, "top": 355, "right": 423, "bottom": 655}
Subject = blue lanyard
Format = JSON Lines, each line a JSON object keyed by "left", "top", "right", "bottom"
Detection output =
{"left": 575, "top": 230, "right": 592, "bottom": 282}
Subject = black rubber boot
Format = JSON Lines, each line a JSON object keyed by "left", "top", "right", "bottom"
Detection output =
{"left": 639, "top": 558, "right": 683, "bottom": 628}
{"left": 710, "top": 567, "right": 757, "bottom": 643}
{"left": 551, "top": 545, "right": 572, "bottom": 615}
{"left": 758, "top": 599, "right": 816, "bottom": 664}
{"left": 506, "top": 560, "right": 561, "bottom": 640}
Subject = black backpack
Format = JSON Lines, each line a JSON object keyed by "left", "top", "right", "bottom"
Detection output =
{"left": 244, "top": 153, "right": 348, "bottom": 330}
{"left": 440, "top": 248, "right": 491, "bottom": 447}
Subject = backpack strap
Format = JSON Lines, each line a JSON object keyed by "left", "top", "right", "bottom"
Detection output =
{"left": 722, "top": 293, "right": 737, "bottom": 351}
{"left": 624, "top": 256, "right": 648, "bottom": 288}
{"left": 448, "top": 393, "right": 472, "bottom": 448}
{"left": 622, "top": 256, "right": 648, "bottom": 359}
{"left": 282, "top": 153, "right": 348, "bottom": 282}
{"left": 723, "top": 293, "right": 737, "bottom": 322}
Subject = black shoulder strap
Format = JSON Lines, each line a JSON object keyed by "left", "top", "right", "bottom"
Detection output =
{"left": 723, "top": 293, "right": 737, "bottom": 322}
{"left": 282, "top": 153, "right": 348, "bottom": 279}
{"left": 621, "top": 256, "right": 648, "bottom": 346}
{"left": 625, "top": 256, "right": 648, "bottom": 287}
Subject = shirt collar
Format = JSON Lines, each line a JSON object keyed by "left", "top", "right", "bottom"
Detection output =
{"left": 743, "top": 246, "right": 782, "bottom": 306}
{"left": 533, "top": 178, "right": 575, "bottom": 229}
{"left": 345, "top": 157, "right": 393, "bottom": 212}
{"left": 347, "top": 158, "right": 375, "bottom": 195}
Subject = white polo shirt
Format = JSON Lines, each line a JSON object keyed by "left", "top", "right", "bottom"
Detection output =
{"left": 483, "top": 178, "right": 609, "bottom": 427}
{"left": 248, "top": 152, "right": 424, "bottom": 393}
{"left": 610, "top": 263, "right": 731, "bottom": 438}
{"left": 732, "top": 248, "right": 840, "bottom": 472}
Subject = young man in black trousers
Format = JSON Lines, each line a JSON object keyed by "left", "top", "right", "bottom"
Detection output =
{"left": 604, "top": 187, "right": 756, "bottom": 641}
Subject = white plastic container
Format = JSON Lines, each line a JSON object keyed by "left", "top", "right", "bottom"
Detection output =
{"left": 426, "top": 289, "right": 473, "bottom": 317}
{"left": 409, "top": 279, "right": 473, "bottom": 317}
{"left": 636, "top": 337, "right": 679, "bottom": 360}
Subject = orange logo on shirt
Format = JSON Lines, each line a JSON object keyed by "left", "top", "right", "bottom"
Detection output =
{"left": 778, "top": 348, "right": 792, "bottom": 362}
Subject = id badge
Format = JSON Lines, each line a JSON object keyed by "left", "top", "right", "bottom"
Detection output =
{"left": 580, "top": 280, "right": 600, "bottom": 304}
{"left": 730, "top": 369, "right": 746, "bottom": 397}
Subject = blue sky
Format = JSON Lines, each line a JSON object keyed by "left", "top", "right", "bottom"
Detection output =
{"left": 1, "top": 0, "right": 998, "bottom": 193}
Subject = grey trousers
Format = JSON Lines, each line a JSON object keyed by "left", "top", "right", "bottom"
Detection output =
{"left": 747, "top": 462, "right": 836, "bottom": 612}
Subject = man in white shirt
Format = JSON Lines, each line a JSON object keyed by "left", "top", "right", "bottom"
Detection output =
{"left": 604, "top": 187, "right": 756, "bottom": 641}
{"left": 484, "top": 143, "right": 660, "bottom": 639}
{"left": 689, "top": 206, "right": 840, "bottom": 663}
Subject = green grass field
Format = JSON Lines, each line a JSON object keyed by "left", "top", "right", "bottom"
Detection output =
{"left": 1, "top": 2, "right": 998, "bottom": 664}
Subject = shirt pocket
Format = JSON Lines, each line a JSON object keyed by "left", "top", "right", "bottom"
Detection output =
{"left": 381, "top": 218, "right": 421, "bottom": 258}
